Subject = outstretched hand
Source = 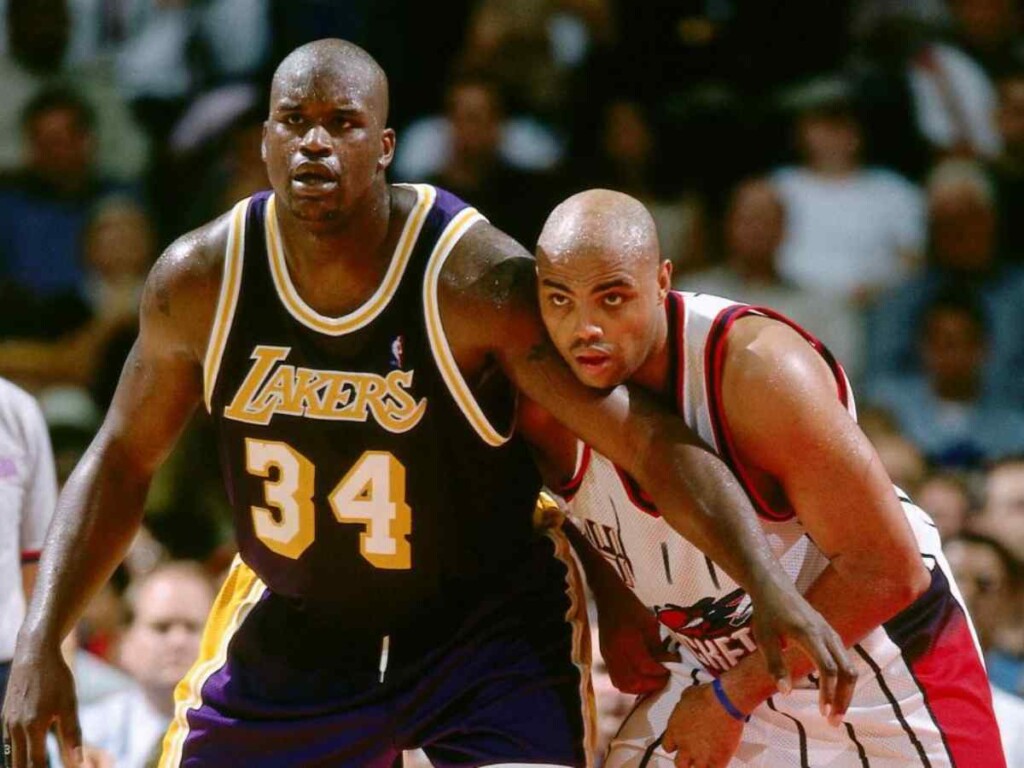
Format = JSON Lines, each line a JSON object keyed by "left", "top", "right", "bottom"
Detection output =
{"left": 750, "top": 578, "right": 857, "bottom": 724}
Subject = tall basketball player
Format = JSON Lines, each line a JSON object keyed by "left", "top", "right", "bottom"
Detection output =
{"left": 523, "top": 189, "right": 1004, "bottom": 767}
{"left": 1, "top": 42, "right": 852, "bottom": 768}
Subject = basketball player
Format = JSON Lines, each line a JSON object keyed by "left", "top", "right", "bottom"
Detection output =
{"left": 523, "top": 189, "right": 1004, "bottom": 767}
{"left": 1, "top": 42, "right": 852, "bottom": 768}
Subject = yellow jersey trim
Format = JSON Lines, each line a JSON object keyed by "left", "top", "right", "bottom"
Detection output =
{"left": 202, "top": 198, "right": 248, "bottom": 412}
{"left": 422, "top": 206, "right": 512, "bottom": 447}
{"left": 158, "top": 556, "right": 266, "bottom": 767}
{"left": 542, "top": 515, "right": 596, "bottom": 767}
{"left": 264, "top": 183, "right": 435, "bottom": 336}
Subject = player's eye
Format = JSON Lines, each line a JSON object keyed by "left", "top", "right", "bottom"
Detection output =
{"left": 283, "top": 113, "right": 304, "bottom": 126}
{"left": 548, "top": 294, "right": 570, "bottom": 308}
{"left": 603, "top": 293, "right": 625, "bottom": 307}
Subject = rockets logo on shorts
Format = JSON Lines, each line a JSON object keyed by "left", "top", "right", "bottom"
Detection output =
{"left": 655, "top": 589, "right": 758, "bottom": 672}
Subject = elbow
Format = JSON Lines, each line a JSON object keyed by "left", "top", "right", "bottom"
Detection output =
{"left": 883, "top": 558, "right": 931, "bottom": 615}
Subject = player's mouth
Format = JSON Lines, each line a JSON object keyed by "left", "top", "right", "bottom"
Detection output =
{"left": 291, "top": 163, "right": 339, "bottom": 194}
{"left": 574, "top": 350, "right": 614, "bottom": 377}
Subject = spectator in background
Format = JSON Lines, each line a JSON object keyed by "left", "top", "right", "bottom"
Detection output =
{"left": 990, "top": 65, "right": 1024, "bottom": 263}
{"left": 0, "top": 196, "right": 152, "bottom": 390}
{"left": 852, "top": 1, "right": 1000, "bottom": 162}
{"left": 425, "top": 72, "right": 563, "bottom": 248}
{"left": 0, "top": 377, "right": 56, "bottom": 705}
{"left": 868, "top": 159, "right": 1024, "bottom": 407}
{"left": 974, "top": 457, "right": 1024, "bottom": 567}
{"left": 77, "top": 562, "right": 215, "bottom": 768}
{"left": 773, "top": 78, "right": 924, "bottom": 303}
{"left": 685, "top": 176, "right": 864, "bottom": 381}
{"left": 916, "top": 470, "right": 973, "bottom": 541}
{"left": 969, "top": 460, "right": 1024, "bottom": 700}
{"left": 0, "top": 87, "right": 125, "bottom": 341}
{"left": 581, "top": 98, "right": 705, "bottom": 275}
{"left": 116, "top": 0, "right": 271, "bottom": 142}
{"left": 868, "top": 290, "right": 1024, "bottom": 468}
{"left": 945, "top": 532, "right": 1024, "bottom": 762}
{"left": 0, "top": 0, "right": 147, "bottom": 181}
{"left": 948, "top": 0, "right": 1024, "bottom": 79}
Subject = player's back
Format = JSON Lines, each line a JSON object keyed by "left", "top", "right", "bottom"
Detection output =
{"left": 206, "top": 184, "right": 543, "bottom": 634}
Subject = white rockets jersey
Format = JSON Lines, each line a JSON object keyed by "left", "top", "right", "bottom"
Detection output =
{"left": 563, "top": 292, "right": 1004, "bottom": 766}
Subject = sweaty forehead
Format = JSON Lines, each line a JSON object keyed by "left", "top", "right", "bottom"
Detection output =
{"left": 271, "top": 53, "right": 385, "bottom": 118}
{"left": 538, "top": 217, "right": 658, "bottom": 282}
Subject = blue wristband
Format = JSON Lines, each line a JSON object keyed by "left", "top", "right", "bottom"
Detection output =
{"left": 712, "top": 678, "right": 750, "bottom": 722}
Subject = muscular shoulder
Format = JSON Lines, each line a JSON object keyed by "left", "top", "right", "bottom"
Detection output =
{"left": 141, "top": 211, "right": 233, "bottom": 360}
{"left": 720, "top": 316, "right": 847, "bottom": 467}
{"left": 437, "top": 221, "right": 540, "bottom": 359}
{"left": 722, "top": 316, "right": 834, "bottom": 396}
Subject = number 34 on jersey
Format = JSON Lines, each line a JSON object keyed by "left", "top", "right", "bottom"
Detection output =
{"left": 245, "top": 439, "right": 412, "bottom": 569}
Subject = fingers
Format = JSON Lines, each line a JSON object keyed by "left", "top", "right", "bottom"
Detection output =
{"left": 24, "top": 725, "right": 48, "bottom": 768}
{"left": 756, "top": 629, "right": 791, "bottom": 695}
{"left": 828, "top": 634, "right": 858, "bottom": 725}
{"left": 57, "top": 709, "right": 83, "bottom": 767}
{"left": 6, "top": 724, "right": 25, "bottom": 768}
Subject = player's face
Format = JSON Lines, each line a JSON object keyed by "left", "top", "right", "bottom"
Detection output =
{"left": 538, "top": 249, "right": 670, "bottom": 389}
{"left": 262, "top": 69, "right": 393, "bottom": 224}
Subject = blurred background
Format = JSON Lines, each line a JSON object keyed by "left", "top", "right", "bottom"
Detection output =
{"left": 3, "top": 0, "right": 1024, "bottom": 765}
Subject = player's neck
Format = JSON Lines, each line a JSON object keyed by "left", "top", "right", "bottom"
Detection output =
{"left": 629, "top": 309, "right": 672, "bottom": 398}
{"left": 276, "top": 182, "right": 392, "bottom": 267}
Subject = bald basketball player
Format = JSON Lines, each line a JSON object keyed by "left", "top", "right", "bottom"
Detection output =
{"left": 522, "top": 189, "right": 1004, "bottom": 767}
{"left": 3, "top": 43, "right": 850, "bottom": 768}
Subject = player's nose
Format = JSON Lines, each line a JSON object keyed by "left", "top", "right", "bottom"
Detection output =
{"left": 300, "top": 124, "right": 331, "bottom": 156}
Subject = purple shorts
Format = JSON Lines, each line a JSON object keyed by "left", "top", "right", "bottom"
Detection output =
{"left": 158, "top": 531, "right": 592, "bottom": 767}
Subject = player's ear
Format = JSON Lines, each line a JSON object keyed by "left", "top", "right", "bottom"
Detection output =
{"left": 261, "top": 122, "right": 269, "bottom": 163}
{"left": 657, "top": 259, "right": 672, "bottom": 301}
{"left": 379, "top": 128, "right": 396, "bottom": 171}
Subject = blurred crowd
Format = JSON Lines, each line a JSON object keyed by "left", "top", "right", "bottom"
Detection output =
{"left": 4, "top": 0, "right": 1024, "bottom": 765}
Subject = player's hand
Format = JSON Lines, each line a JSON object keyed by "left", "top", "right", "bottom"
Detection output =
{"left": 2, "top": 639, "right": 82, "bottom": 768}
{"left": 597, "top": 587, "right": 674, "bottom": 695}
{"left": 662, "top": 683, "right": 743, "bottom": 768}
{"left": 749, "top": 578, "right": 857, "bottom": 724}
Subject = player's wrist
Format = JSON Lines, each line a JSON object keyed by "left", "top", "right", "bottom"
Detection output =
{"left": 711, "top": 678, "right": 751, "bottom": 722}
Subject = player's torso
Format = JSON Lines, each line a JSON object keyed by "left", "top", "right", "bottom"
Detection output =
{"left": 205, "top": 185, "right": 542, "bottom": 631}
{"left": 565, "top": 291, "right": 851, "bottom": 673}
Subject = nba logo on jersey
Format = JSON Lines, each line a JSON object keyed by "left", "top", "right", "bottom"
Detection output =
{"left": 390, "top": 335, "right": 405, "bottom": 369}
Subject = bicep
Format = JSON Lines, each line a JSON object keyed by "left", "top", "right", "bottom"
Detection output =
{"left": 723, "top": 331, "right": 912, "bottom": 561}
{"left": 94, "top": 264, "right": 205, "bottom": 477}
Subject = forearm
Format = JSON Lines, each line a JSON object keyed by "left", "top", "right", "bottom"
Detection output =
{"left": 721, "top": 561, "right": 925, "bottom": 713}
{"left": 643, "top": 434, "right": 782, "bottom": 594}
{"left": 19, "top": 435, "right": 151, "bottom": 648}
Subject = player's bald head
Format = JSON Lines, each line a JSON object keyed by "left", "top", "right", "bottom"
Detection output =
{"left": 537, "top": 189, "right": 660, "bottom": 273}
{"left": 270, "top": 38, "right": 389, "bottom": 124}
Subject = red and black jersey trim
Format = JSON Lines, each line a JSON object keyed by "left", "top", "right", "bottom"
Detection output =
{"left": 558, "top": 444, "right": 592, "bottom": 502}
{"left": 703, "top": 303, "right": 852, "bottom": 522}
{"left": 20, "top": 550, "right": 41, "bottom": 564}
{"left": 667, "top": 291, "right": 686, "bottom": 414}
{"left": 613, "top": 465, "right": 660, "bottom": 517}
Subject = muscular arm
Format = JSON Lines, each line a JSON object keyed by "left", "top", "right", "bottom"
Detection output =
{"left": 17, "top": 232, "right": 223, "bottom": 649}
{"left": 715, "top": 319, "right": 930, "bottom": 717}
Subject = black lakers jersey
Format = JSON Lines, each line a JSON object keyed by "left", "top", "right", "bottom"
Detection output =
{"left": 203, "top": 184, "right": 542, "bottom": 633}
